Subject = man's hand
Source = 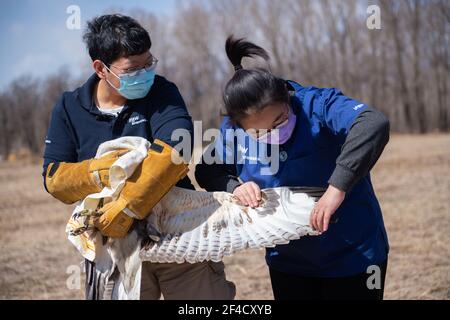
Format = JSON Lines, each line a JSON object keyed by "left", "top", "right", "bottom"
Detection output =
{"left": 233, "top": 181, "right": 261, "bottom": 208}
{"left": 310, "top": 184, "right": 345, "bottom": 233}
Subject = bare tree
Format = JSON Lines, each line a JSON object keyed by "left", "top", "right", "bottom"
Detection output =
{"left": 1, "top": 0, "right": 448, "bottom": 158}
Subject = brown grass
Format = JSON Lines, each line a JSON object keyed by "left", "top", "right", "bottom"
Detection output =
{"left": 0, "top": 134, "right": 449, "bottom": 299}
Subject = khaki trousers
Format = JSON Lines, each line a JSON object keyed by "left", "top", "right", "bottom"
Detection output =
{"left": 140, "top": 261, "right": 236, "bottom": 300}
{"left": 101, "top": 261, "right": 236, "bottom": 300}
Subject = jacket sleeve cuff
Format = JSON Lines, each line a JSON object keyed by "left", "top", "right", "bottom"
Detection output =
{"left": 328, "top": 164, "right": 358, "bottom": 193}
{"left": 226, "top": 179, "right": 242, "bottom": 194}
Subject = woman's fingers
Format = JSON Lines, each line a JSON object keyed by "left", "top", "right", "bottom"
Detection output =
{"left": 233, "top": 182, "right": 262, "bottom": 208}
{"left": 312, "top": 184, "right": 345, "bottom": 232}
{"left": 237, "top": 188, "right": 253, "bottom": 207}
{"left": 248, "top": 183, "right": 261, "bottom": 207}
{"left": 312, "top": 207, "right": 321, "bottom": 231}
{"left": 322, "top": 211, "right": 331, "bottom": 232}
{"left": 311, "top": 207, "right": 333, "bottom": 233}
{"left": 310, "top": 207, "right": 317, "bottom": 229}
{"left": 249, "top": 182, "right": 262, "bottom": 202}
{"left": 242, "top": 189, "right": 254, "bottom": 207}
{"left": 311, "top": 204, "right": 327, "bottom": 233}
{"left": 315, "top": 208, "right": 325, "bottom": 232}
{"left": 236, "top": 190, "right": 250, "bottom": 206}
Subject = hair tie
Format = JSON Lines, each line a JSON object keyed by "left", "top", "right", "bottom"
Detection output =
{"left": 234, "top": 64, "right": 243, "bottom": 71}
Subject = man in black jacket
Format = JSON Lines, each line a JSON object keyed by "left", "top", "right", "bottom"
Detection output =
{"left": 43, "top": 14, "right": 235, "bottom": 300}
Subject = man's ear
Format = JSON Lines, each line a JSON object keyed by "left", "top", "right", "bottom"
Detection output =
{"left": 93, "top": 60, "right": 107, "bottom": 79}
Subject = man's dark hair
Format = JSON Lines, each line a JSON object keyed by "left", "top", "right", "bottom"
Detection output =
{"left": 83, "top": 14, "right": 151, "bottom": 66}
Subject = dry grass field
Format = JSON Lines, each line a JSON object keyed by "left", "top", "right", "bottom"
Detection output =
{"left": 0, "top": 134, "right": 449, "bottom": 300}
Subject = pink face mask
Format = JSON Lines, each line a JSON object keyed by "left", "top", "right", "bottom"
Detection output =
{"left": 251, "top": 106, "right": 297, "bottom": 145}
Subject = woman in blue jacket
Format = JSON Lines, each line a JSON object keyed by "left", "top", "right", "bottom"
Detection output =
{"left": 195, "top": 36, "right": 390, "bottom": 300}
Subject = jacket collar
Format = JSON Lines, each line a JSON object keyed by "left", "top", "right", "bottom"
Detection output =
{"left": 75, "top": 73, "right": 138, "bottom": 115}
{"left": 74, "top": 73, "right": 101, "bottom": 114}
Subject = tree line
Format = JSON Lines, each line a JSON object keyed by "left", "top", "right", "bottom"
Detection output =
{"left": 0, "top": 0, "right": 448, "bottom": 160}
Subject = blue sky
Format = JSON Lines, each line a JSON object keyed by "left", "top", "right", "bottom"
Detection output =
{"left": 0, "top": 0, "right": 176, "bottom": 89}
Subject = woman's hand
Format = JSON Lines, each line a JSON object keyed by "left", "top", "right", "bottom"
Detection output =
{"left": 310, "top": 184, "right": 346, "bottom": 233}
{"left": 233, "top": 182, "right": 262, "bottom": 208}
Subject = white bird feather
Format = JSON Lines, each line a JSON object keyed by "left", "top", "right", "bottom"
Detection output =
{"left": 139, "top": 186, "right": 321, "bottom": 264}
{"left": 106, "top": 185, "right": 322, "bottom": 295}
{"left": 70, "top": 136, "right": 325, "bottom": 298}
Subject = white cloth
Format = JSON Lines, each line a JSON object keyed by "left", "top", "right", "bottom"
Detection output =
{"left": 64, "top": 136, "right": 318, "bottom": 299}
{"left": 66, "top": 136, "right": 151, "bottom": 300}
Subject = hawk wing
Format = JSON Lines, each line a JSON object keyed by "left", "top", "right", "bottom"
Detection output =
{"left": 139, "top": 186, "right": 320, "bottom": 264}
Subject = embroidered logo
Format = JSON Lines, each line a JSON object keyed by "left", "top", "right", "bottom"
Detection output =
{"left": 129, "top": 116, "right": 148, "bottom": 126}
{"left": 353, "top": 104, "right": 364, "bottom": 111}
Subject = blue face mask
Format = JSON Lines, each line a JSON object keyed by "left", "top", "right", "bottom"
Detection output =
{"left": 103, "top": 63, "right": 156, "bottom": 100}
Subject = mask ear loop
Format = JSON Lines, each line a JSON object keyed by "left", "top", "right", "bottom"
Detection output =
{"left": 102, "top": 63, "right": 121, "bottom": 90}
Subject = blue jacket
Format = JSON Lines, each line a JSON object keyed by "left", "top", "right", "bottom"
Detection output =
{"left": 43, "top": 73, "right": 194, "bottom": 189}
{"left": 218, "top": 81, "right": 389, "bottom": 277}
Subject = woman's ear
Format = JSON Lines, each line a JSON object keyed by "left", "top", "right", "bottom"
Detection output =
{"left": 92, "top": 60, "right": 107, "bottom": 79}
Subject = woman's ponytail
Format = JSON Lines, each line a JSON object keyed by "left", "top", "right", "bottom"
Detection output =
{"left": 222, "top": 35, "right": 289, "bottom": 123}
{"left": 225, "top": 36, "right": 269, "bottom": 71}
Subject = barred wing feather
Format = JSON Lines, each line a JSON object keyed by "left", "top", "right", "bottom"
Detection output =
{"left": 140, "top": 186, "right": 319, "bottom": 264}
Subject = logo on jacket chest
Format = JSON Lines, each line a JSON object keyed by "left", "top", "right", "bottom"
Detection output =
{"left": 129, "top": 115, "right": 148, "bottom": 126}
